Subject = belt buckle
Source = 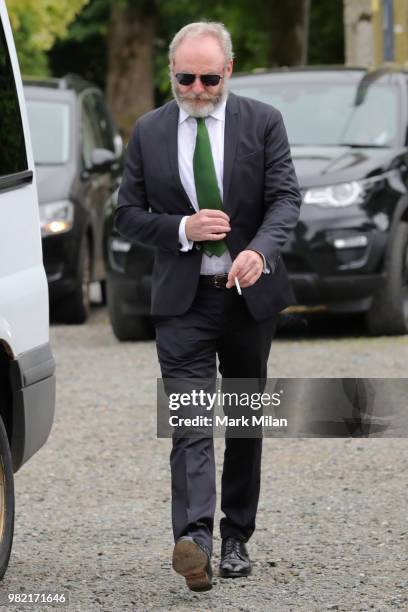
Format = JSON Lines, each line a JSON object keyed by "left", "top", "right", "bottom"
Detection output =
{"left": 214, "top": 274, "right": 226, "bottom": 289}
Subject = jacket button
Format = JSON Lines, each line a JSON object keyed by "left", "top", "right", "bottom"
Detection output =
{"left": 195, "top": 243, "right": 202, "bottom": 251}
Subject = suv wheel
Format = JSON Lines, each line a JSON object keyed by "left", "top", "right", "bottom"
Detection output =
{"left": 0, "top": 416, "right": 14, "bottom": 580}
{"left": 366, "top": 222, "right": 408, "bottom": 335}
{"left": 52, "top": 237, "right": 91, "bottom": 324}
{"left": 100, "top": 280, "right": 107, "bottom": 306}
{"left": 106, "top": 278, "right": 152, "bottom": 341}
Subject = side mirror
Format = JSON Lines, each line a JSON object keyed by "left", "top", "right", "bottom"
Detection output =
{"left": 90, "top": 148, "right": 116, "bottom": 172}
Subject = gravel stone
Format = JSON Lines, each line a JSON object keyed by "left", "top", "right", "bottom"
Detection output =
{"left": 2, "top": 307, "right": 407, "bottom": 611}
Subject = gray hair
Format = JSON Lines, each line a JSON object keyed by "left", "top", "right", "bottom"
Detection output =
{"left": 168, "top": 21, "right": 234, "bottom": 66}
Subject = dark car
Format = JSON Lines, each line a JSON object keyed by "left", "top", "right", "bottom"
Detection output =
{"left": 24, "top": 74, "right": 124, "bottom": 323}
{"left": 104, "top": 66, "right": 408, "bottom": 339}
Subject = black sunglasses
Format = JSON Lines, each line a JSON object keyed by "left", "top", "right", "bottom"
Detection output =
{"left": 175, "top": 73, "right": 223, "bottom": 87}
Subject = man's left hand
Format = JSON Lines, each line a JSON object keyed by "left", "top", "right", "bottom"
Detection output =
{"left": 226, "top": 250, "right": 264, "bottom": 289}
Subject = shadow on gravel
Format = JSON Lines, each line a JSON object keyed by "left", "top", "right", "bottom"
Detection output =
{"left": 51, "top": 305, "right": 392, "bottom": 342}
{"left": 276, "top": 312, "right": 372, "bottom": 339}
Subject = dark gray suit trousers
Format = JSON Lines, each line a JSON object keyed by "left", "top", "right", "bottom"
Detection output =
{"left": 154, "top": 280, "right": 277, "bottom": 555}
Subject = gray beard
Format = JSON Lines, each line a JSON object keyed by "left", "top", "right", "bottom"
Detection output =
{"left": 171, "top": 78, "right": 228, "bottom": 118}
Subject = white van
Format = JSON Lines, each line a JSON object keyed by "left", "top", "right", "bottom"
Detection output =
{"left": 0, "top": 3, "right": 56, "bottom": 578}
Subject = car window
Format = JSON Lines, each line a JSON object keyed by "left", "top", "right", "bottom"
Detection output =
{"left": 26, "top": 100, "right": 71, "bottom": 165}
{"left": 230, "top": 79, "right": 400, "bottom": 148}
{"left": 81, "top": 97, "right": 104, "bottom": 169}
{"left": 0, "top": 19, "right": 28, "bottom": 176}
{"left": 84, "top": 92, "right": 115, "bottom": 152}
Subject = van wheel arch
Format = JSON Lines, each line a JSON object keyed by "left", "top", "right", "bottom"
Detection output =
{"left": 0, "top": 348, "right": 15, "bottom": 579}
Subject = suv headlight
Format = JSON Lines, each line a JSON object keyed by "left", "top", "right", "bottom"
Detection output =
{"left": 303, "top": 176, "right": 385, "bottom": 208}
{"left": 40, "top": 200, "right": 74, "bottom": 236}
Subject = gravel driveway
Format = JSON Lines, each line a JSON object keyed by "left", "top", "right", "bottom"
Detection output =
{"left": 2, "top": 307, "right": 407, "bottom": 611}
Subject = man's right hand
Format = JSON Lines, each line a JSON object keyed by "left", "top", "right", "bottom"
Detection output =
{"left": 185, "top": 209, "right": 231, "bottom": 242}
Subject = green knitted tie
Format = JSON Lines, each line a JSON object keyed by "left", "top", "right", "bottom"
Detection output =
{"left": 193, "top": 117, "right": 227, "bottom": 257}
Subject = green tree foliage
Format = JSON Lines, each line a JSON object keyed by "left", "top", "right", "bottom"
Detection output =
{"left": 48, "top": 0, "right": 110, "bottom": 86}
{"left": 308, "top": 0, "right": 344, "bottom": 65}
{"left": 48, "top": 0, "right": 344, "bottom": 95}
{"left": 7, "top": 0, "right": 90, "bottom": 75}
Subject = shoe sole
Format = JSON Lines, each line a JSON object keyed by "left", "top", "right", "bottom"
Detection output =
{"left": 172, "top": 540, "right": 212, "bottom": 592}
{"left": 219, "top": 567, "right": 251, "bottom": 578}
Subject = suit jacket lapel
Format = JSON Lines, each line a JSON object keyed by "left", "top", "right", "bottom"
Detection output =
{"left": 165, "top": 101, "right": 192, "bottom": 211}
{"left": 223, "top": 93, "right": 240, "bottom": 215}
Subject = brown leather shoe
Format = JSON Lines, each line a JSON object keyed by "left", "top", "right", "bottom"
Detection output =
{"left": 172, "top": 536, "right": 213, "bottom": 592}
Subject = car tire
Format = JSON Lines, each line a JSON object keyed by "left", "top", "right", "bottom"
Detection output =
{"left": 53, "top": 237, "right": 92, "bottom": 324}
{"left": 366, "top": 222, "right": 408, "bottom": 335}
{"left": 100, "top": 280, "right": 107, "bottom": 306}
{"left": 0, "top": 415, "right": 14, "bottom": 580}
{"left": 106, "top": 279, "right": 153, "bottom": 341}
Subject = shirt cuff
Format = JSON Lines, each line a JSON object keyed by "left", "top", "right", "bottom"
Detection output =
{"left": 178, "top": 216, "right": 194, "bottom": 252}
{"left": 252, "top": 250, "right": 271, "bottom": 274}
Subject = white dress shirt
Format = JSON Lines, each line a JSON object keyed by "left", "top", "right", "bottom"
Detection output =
{"left": 177, "top": 98, "right": 232, "bottom": 275}
{"left": 177, "top": 97, "right": 269, "bottom": 275}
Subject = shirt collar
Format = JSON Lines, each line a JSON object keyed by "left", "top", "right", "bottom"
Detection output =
{"left": 178, "top": 94, "right": 228, "bottom": 125}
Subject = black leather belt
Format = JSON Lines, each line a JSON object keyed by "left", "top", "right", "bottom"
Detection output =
{"left": 199, "top": 273, "right": 229, "bottom": 289}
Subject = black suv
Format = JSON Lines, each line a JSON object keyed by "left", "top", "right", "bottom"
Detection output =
{"left": 104, "top": 66, "right": 408, "bottom": 338}
{"left": 24, "top": 74, "right": 123, "bottom": 323}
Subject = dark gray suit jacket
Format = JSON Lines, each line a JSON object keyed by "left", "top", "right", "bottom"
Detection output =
{"left": 114, "top": 92, "right": 302, "bottom": 321}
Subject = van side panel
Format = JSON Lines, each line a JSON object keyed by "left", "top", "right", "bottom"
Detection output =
{"left": 0, "top": 185, "right": 50, "bottom": 355}
{"left": 1, "top": 4, "right": 56, "bottom": 471}
{"left": 0, "top": 3, "right": 50, "bottom": 357}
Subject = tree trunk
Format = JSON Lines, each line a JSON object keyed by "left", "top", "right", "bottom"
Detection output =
{"left": 106, "top": 2, "right": 155, "bottom": 140}
{"left": 268, "top": 0, "right": 309, "bottom": 66}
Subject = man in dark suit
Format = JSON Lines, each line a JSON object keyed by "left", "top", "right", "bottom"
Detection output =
{"left": 114, "top": 21, "right": 302, "bottom": 592}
